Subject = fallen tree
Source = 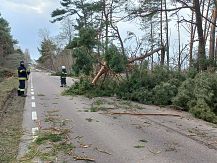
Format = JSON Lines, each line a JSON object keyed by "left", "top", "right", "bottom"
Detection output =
{"left": 92, "top": 46, "right": 164, "bottom": 85}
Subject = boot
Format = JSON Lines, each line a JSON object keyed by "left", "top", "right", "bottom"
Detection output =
{"left": 17, "top": 90, "right": 21, "bottom": 96}
{"left": 21, "top": 94, "right": 27, "bottom": 97}
{"left": 20, "top": 91, "right": 26, "bottom": 97}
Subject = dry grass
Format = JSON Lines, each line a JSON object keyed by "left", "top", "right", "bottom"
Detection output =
{"left": 0, "top": 77, "right": 17, "bottom": 116}
{"left": 0, "top": 77, "right": 25, "bottom": 162}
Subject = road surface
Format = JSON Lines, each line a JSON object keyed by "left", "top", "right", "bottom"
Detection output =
{"left": 18, "top": 71, "right": 217, "bottom": 163}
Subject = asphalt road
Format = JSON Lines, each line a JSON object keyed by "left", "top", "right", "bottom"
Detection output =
{"left": 18, "top": 71, "right": 217, "bottom": 163}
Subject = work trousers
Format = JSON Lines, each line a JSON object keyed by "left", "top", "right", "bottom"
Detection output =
{"left": 18, "top": 80, "right": 25, "bottom": 95}
{"left": 61, "top": 77, "right": 66, "bottom": 86}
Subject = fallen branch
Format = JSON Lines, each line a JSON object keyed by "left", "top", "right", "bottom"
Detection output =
{"left": 95, "top": 147, "right": 112, "bottom": 155}
{"left": 73, "top": 156, "right": 95, "bottom": 162}
{"left": 110, "top": 112, "right": 181, "bottom": 117}
{"left": 148, "top": 147, "right": 162, "bottom": 155}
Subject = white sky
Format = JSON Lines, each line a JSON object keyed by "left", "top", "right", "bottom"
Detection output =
{"left": 0, "top": 0, "right": 61, "bottom": 60}
{"left": 0, "top": 0, "right": 192, "bottom": 62}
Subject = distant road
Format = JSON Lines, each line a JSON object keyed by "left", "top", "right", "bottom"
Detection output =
{"left": 18, "top": 71, "right": 217, "bottom": 163}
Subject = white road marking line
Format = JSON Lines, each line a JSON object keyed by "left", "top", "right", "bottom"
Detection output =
{"left": 32, "top": 102, "right": 36, "bottom": 108}
{"left": 31, "top": 96, "right": 35, "bottom": 100}
{"left": 31, "top": 92, "right": 34, "bottom": 95}
{"left": 32, "top": 111, "right": 37, "bottom": 121}
{"left": 32, "top": 127, "right": 39, "bottom": 141}
{"left": 32, "top": 127, "right": 39, "bottom": 135}
{"left": 31, "top": 89, "right": 34, "bottom": 92}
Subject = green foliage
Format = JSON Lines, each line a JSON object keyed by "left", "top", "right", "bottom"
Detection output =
{"left": 64, "top": 76, "right": 116, "bottom": 98}
{"left": 189, "top": 99, "right": 217, "bottom": 124}
{"left": 78, "top": 27, "right": 98, "bottom": 50}
{"left": 51, "top": 0, "right": 102, "bottom": 29}
{"left": 115, "top": 65, "right": 184, "bottom": 105}
{"left": 67, "top": 27, "right": 98, "bottom": 49}
{"left": 172, "top": 79, "right": 195, "bottom": 110}
{"left": 67, "top": 27, "right": 98, "bottom": 76}
{"left": 105, "top": 44, "right": 127, "bottom": 73}
{"left": 71, "top": 47, "right": 94, "bottom": 76}
{"left": 0, "top": 13, "right": 15, "bottom": 56}
{"left": 65, "top": 65, "right": 217, "bottom": 124}
{"left": 186, "top": 67, "right": 198, "bottom": 79}
{"left": 35, "top": 133, "right": 63, "bottom": 145}
{"left": 173, "top": 72, "right": 217, "bottom": 123}
{"left": 152, "top": 82, "right": 177, "bottom": 105}
{"left": 64, "top": 76, "right": 92, "bottom": 95}
{"left": 37, "top": 38, "right": 56, "bottom": 66}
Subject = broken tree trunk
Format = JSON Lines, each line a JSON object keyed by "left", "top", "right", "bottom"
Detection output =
{"left": 92, "top": 62, "right": 108, "bottom": 85}
{"left": 92, "top": 47, "right": 163, "bottom": 85}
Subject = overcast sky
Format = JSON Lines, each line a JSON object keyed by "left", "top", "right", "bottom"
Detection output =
{"left": 0, "top": 0, "right": 61, "bottom": 60}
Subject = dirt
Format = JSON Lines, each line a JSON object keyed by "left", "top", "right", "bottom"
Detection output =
{"left": 0, "top": 89, "right": 25, "bottom": 162}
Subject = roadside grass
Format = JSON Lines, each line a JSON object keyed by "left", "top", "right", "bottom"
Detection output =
{"left": 0, "top": 77, "right": 25, "bottom": 162}
{"left": 0, "top": 77, "right": 17, "bottom": 110}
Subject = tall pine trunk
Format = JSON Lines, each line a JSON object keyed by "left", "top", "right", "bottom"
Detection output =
{"left": 194, "top": 0, "right": 206, "bottom": 71}
{"left": 209, "top": 8, "right": 217, "bottom": 66}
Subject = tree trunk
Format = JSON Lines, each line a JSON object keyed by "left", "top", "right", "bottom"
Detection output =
{"left": 194, "top": 0, "right": 206, "bottom": 71}
{"left": 203, "top": 0, "right": 211, "bottom": 45}
{"left": 151, "top": 21, "right": 154, "bottom": 71}
{"left": 209, "top": 8, "right": 217, "bottom": 66}
{"left": 160, "top": 0, "right": 165, "bottom": 66}
{"left": 177, "top": 14, "right": 181, "bottom": 71}
{"left": 164, "top": 0, "right": 169, "bottom": 67}
{"left": 189, "top": 10, "right": 196, "bottom": 67}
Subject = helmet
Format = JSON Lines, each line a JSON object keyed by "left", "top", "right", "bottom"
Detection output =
{"left": 20, "top": 60, "right": 24, "bottom": 65}
{"left": 62, "top": 66, "right": 66, "bottom": 69}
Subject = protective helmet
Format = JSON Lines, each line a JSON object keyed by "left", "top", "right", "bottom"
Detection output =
{"left": 62, "top": 66, "right": 66, "bottom": 69}
{"left": 20, "top": 60, "right": 24, "bottom": 65}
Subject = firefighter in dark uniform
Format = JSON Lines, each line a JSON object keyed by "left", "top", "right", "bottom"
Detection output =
{"left": 17, "top": 61, "right": 29, "bottom": 96}
{"left": 60, "top": 66, "right": 67, "bottom": 87}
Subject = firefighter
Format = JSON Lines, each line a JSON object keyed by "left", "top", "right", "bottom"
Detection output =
{"left": 60, "top": 66, "right": 67, "bottom": 87}
{"left": 17, "top": 60, "right": 29, "bottom": 97}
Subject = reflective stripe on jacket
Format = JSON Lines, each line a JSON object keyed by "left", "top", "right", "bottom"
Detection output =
{"left": 18, "top": 66, "right": 27, "bottom": 80}
{"left": 61, "top": 71, "right": 67, "bottom": 78}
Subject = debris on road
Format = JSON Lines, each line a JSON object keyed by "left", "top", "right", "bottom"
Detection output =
{"left": 95, "top": 147, "right": 112, "bottom": 155}
{"left": 147, "top": 147, "right": 162, "bottom": 155}
{"left": 73, "top": 155, "right": 95, "bottom": 162}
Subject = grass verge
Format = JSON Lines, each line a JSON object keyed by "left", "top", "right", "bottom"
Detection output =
{"left": 0, "top": 77, "right": 25, "bottom": 162}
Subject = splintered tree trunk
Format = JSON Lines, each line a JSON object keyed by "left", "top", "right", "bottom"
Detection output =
{"left": 209, "top": 8, "right": 217, "bottom": 65}
{"left": 194, "top": 0, "right": 206, "bottom": 71}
